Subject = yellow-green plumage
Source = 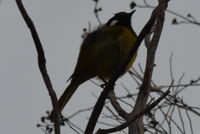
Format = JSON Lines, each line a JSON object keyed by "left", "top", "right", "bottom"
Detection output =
{"left": 56, "top": 11, "right": 138, "bottom": 115}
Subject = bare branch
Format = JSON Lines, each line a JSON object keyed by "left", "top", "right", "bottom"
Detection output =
{"left": 15, "top": 0, "right": 60, "bottom": 133}
{"left": 93, "top": 0, "right": 102, "bottom": 25}
{"left": 108, "top": 91, "right": 129, "bottom": 120}
{"left": 66, "top": 120, "right": 84, "bottom": 134}
{"left": 66, "top": 106, "right": 94, "bottom": 119}
{"left": 96, "top": 87, "right": 171, "bottom": 134}
{"left": 135, "top": 2, "right": 200, "bottom": 26}
{"left": 185, "top": 109, "right": 194, "bottom": 134}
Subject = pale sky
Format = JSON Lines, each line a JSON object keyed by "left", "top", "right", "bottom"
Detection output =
{"left": 0, "top": 0, "right": 200, "bottom": 134}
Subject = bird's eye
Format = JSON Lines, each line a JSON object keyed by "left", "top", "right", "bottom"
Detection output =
{"left": 109, "top": 20, "right": 118, "bottom": 26}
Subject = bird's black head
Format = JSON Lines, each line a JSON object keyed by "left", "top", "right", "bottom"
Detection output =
{"left": 106, "top": 10, "right": 136, "bottom": 29}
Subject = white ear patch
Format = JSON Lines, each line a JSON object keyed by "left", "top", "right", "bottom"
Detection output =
{"left": 110, "top": 20, "right": 118, "bottom": 26}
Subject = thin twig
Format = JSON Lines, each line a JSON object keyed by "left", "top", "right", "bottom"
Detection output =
{"left": 136, "top": 4, "right": 200, "bottom": 26}
{"left": 177, "top": 106, "right": 186, "bottom": 134}
{"left": 108, "top": 91, "right": 129, "bottom": 120}
{"left": 185, "top": 109, "right": 194, "bottom": 134}
{"left": 66, "top": 106, "right": 94, "bottom": 119}
{"left": 96, "top": 86, "right": 171, "bottom": 134}
{"left": 66, "top": 120, "right": 81, "bottom": 134}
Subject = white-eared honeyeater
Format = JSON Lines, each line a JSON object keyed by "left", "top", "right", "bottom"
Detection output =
{"left": 51, "top": 10, "right": 137, "bottom": 118}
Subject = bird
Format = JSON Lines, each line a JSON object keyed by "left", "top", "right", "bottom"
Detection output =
{"left": 51, "top": 10, "right": 138, "bottom": 119}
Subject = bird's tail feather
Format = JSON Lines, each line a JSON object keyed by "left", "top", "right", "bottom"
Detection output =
{"left": 48, "top": 81, "right": 79, "bottom": 121}
{"left": 57, "top": 82, "right": 79, "bottom": 113}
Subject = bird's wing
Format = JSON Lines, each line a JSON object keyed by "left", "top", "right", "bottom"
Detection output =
{"left": 70, "top": 26, "right": 130, "bottom": 81}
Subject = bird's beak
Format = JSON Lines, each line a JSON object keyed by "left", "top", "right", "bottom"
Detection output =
{"left": 129, "top": 10, "right": 136, "bottom": 17}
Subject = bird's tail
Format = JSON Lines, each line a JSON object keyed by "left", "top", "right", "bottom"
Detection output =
{"left": 48, "top": 81, "right": 79, "bottom": 121}
{"left": 57, "top": 81, "right": 79, "bottom": 113}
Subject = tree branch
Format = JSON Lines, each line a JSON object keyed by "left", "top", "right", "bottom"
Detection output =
{"left": 108, "top": 91, "right": 129, "bottom": 120}
{"left": 15, "top": 1, "right": 60, "bottom": 134}
{"left": 96, "top": 86, "right": 171, "bottom": 134}
{"left": 135, "top": 1, "right": 200, "bottom": 26}
{"left": 127, "top": 0, "right": 168, "bottom": 133}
